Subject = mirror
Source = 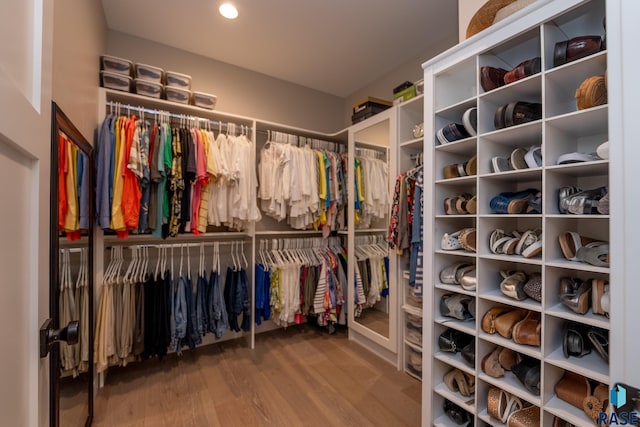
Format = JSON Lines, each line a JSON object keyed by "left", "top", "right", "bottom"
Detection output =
{"left": 351, "top": 112, "right": 394, "bottom": 345}
{"left": 51, "top": 102, "right": 94, "bottom": 427}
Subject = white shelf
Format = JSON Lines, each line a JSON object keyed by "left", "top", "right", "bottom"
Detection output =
{"left": 434, "top": 318, "right": 476, "bottom": 336}
{"left": 545, "top": 347, "right": 609, "bottom": 384}
{"left": 434, "top": 351, "right": 476, "bottom": 376}
{"left": 477, "top": 372, "right": 541, "bottom": 406}
{"left": 433, "top": 382, "right": 476, "bottom": 410}
{"left": 400, "top": 137, "right": 423, "bottom": 148}
{"left": 478, "top": 332, "right": 542, "bottom": 360}
{"left": 480, "top": 289, "right": 542, "bottom": 311}
{"left": 545, "top": 259, "right": 610, "bottom": 274}
{"left": 423, "top": 2, "right": 613, "bottom": 425}
{"left": 545, "top": 303, "right": 610, "bottom": 330}
{"left": 435, "top": 283, "right": 477, "bottom": 297}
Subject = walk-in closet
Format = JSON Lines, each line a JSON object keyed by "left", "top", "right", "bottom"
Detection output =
{"left": 2, "top": 0, "right": 639, "bottom": 426}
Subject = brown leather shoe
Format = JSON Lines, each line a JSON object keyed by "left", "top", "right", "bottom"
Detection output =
{"left": 554, "top": 35, "right": 604, "bottom": 67}
{"left": 481, "top": 347, "right": 505, "bottom": 378}
{"left": 481, "top": 307, "right": 513, "bottom": 334}
{"left": 512, "top": 311, "right": 541, "bottom": 346}
{"left": 494, "top": 309, "right": 528, "bottom": 339}
{"left": 481, "top": 66, "right": 508, "bottom": 92}
{"left": 504, "top": 57, "right": 541, "bottom": 84}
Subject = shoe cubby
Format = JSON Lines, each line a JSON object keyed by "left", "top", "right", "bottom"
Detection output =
{"left": 543, "top": 314, "right": 609, "bottom": 382}
{"left": 543, "top": 363, "right": 608, "bottom": 426}
{"left": 544, "top": 51, "right": 607, "bottom": 117}
{"left": 424, "top": 1, "right": 611, "bottom": 424}
{"left": 544, "top": 265, "right": 610, "bottom": 329}
{"left": 477, "top": 258, "right": 542, "bottom": 311}
{"left": 434, "top": 323, "right": 476, "bottom": 376}
{"left": 433, "top": 393, "right": 476, "bottom": 427}
{"left": 434, "top": 57, "right": 477, "bottom": 112}
{"left": 434, "top": 358, "right": 477, "bottom": 409}
{"left": 435, "top": 287, "right": 477, "bottom": 336}
{"left": 477, "top": 340, "right": 542, "bottom": 402}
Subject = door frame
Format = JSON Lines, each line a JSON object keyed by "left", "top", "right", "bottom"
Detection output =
{"left": 50, "top": 102, "right": 94, "bottom": 427}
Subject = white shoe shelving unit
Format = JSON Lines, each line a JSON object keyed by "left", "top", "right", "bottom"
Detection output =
{"left": 421, "top": 1, "right": 621, "bottom": 425}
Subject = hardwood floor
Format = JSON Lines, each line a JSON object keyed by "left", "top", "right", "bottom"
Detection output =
{"left": 93, "top": 325, "right": 421, "bottom": 427}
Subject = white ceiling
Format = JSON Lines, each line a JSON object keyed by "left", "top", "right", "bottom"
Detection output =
{"left": 101, "top": 0, "right": 458, "bottom": 97}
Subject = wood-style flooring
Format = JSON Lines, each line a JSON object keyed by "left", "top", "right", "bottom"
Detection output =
{"left": 93, "top": 325, "right": 422, "bottom": 427}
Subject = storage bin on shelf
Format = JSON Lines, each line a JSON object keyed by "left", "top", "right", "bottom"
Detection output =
{"left": 165, "top": 70, "right": 192, "bottom": 90}
{"left": 100, "top": 71, "right": 132, "bottom": 92}
{"left": 135, "top": 63, "right": 163, "bottom": 83}
{"left": 134, "top": 79, "right": 162, "bottom": 99}
{"left": 191, "top": 91, "right": 217, "bottom": 109}
{"left": 100, "top": 54, "right": 133, "bottom": 76}
{"left": 165, "top": 86, "right": 190, "bottom": 104}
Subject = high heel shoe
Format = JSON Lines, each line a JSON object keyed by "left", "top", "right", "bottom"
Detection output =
{"left": 559, "top": 277, "right": 592, "bottom": 314}
{"left": 563, "top": 322, "right": 591, "bottom": 358}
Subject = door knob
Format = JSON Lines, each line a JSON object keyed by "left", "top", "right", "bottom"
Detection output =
{"left": 39, "top": 318, "right": 79, "bottom": 358}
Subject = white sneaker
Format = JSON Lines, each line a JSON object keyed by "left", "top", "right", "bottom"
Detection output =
{"left": 596, "top": 141, "right": 609, "bottom": 159}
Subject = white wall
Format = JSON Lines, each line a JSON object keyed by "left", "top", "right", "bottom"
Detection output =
{"left": 52, "top": 0, "right": 107, "bottom": 141}
{"left": 107, "top": 31, "right": 345, "bottom": 134}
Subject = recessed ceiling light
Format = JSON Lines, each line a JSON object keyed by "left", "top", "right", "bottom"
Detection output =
{"left": 219, "top": 3, "right": 238, "bottom": 20}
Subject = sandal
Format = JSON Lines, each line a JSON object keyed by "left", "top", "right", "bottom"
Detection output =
{"left": 459, "top": 228, "right": 477, "bottom": 252}
{"left": 489, "top": 189, "right": 538, "bottom": 214}
{"left": 558, "top": 231, "right": 607, "bottom": 264}
{"left": 487, "top": 386, "right": 523, "bottom": 423}
{"left": 500, "top": 270, "right": 528, "bottom": 301}
{"left": 489, "top": 228, "right": 518, "bottom": 255}
{"left": 510, "top": 147, "right": 529, "bottom": 170}
{"left": 563, "top": 323, "right": 591, "bottom": 358}
{"left": 512, "top": 311, "right": 541, "bottom": 346}
{"left": 587, "top": 328, "right": 609, "bottom": 363}
{"left": 584, "top": 383, "right": 610, "bottom": 424}
{"left": 507, "top": 405, "right": 540, "bottom": 427}
{"left": 566, "top": 186, "right": 607, "bottom": 215}
{"left": 492, "top": 155, "right": 514, "bottom": 173}
{"left": 592, "top": 279, "right": 610, "bottom": 316}
{"left": 526, "top": 191, "right": 542, "bottom": 214}
{"left": 524, "top": 145, "right": 542, "bottom": 168}
{"left": 558, "top": 186, "right": 581, "bottom": 214}
{"left": 597, "top": 191, "right": 609, "bottom": 214}
{"left": 443, "top": 368, "right": 475, "bottom": 397}
{"left": 440, "top": 293, "right": 475, "bottom": 321}
{"left": 576, "top": 241, "right": 610, "bottom": 267}
{"left": 515, "top": 229, "right": 542, "bottom": 258}
{"left": 466, "top": 195, "right": 478, "bottom": 214}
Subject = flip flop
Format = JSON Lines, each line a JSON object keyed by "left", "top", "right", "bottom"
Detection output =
{"left": 510, "top": 147, "right": 529, "bottom": 170}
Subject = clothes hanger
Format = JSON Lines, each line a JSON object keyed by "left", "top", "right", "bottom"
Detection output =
{"left": 186, "top": 243, "right": 191, "bottom": 280}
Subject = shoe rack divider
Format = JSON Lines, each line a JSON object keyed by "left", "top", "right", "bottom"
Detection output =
{"left": 422, "top": 0, "right": 610, "bottom": 425}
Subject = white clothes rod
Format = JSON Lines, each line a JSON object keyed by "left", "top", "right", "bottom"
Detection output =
{"left": 106, "top": 101, "right": 253, "bottom": 133}
{"left": 106, "top": 240, "right": 249, "bottom": 250}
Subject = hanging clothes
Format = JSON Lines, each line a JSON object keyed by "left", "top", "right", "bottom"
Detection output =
{"left": 95, "top": 113, "right": 261, "bottom": 238}
{"left": 258, "top": 137, "right": 346, "bottom": 233}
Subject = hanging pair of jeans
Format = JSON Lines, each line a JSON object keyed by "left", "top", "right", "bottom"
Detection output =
{"left": 208, "top": 270, "right": 228, "bottom": 338}
{"left": 254, "top": 264, "right": 271, "bottom": 325}
{"left": 195, "top": 273, "right": 208, "bottom": 337}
